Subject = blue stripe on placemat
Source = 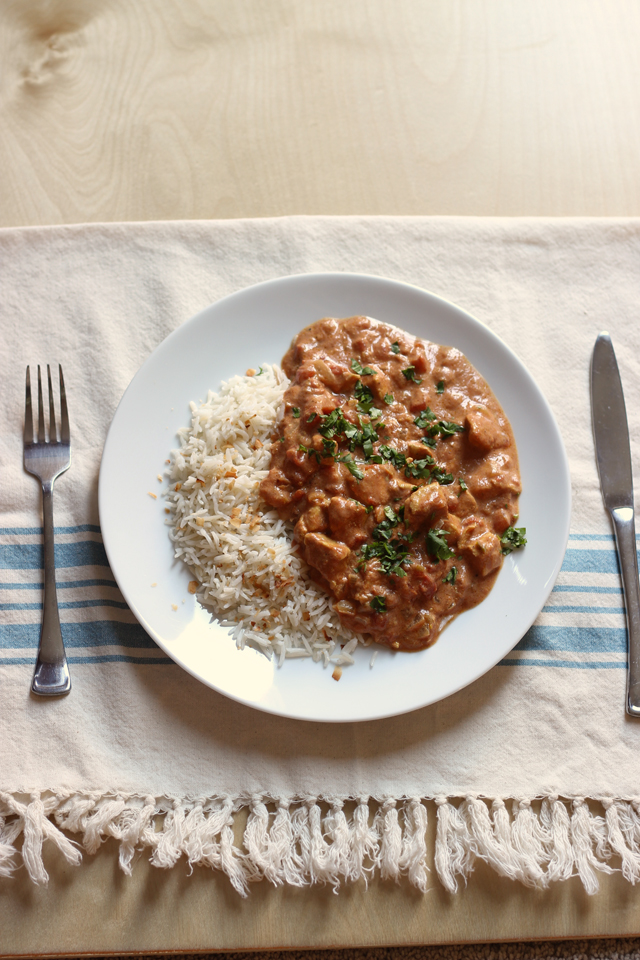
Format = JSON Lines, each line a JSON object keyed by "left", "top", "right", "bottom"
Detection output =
{"left": 515, "top": 625, "right": 626, "bottom": 652}
{"left": 1, "top": 655, "right": 174, "bottom": 665}
{"left": 500, "top": 659, "right": 626, "bottom": 669}
{"left": 0, "top": 541, "right": 109, "bottom": 570}
{"left": 0, "top": 528, "right": 636, "bottom": 669}
{"left": 0, "top": 621, "right": 156, "bottom": 649}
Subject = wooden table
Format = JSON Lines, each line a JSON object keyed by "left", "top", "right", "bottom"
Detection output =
{"left": 2, "top": 0, "right": 640, "bottom": 954}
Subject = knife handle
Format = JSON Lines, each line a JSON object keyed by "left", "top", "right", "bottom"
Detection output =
{"left": 610, "top": 506, "right": 640, "bottom": 716}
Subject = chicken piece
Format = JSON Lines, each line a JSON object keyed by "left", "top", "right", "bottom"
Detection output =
{"left": 317, "top": 462, "right": 350, "bottom": 497}
{"left": 458, "top": 517, "right": 503, "bottom": 577}
{"left": 259, "top": 469, "right": 292, "bottom": 511}
{"left": 304, "top": 532, "right": 352, "bottom": 598}
{"left": 467, "top": 452, "right": 522, "bottom": 498}
{"left": 447, "top": 487, "right": 478, "bottom": 517}
{"left": 369, "top": 370, "right": 394, "bottom": 403}
{"left": 313, "top": 357, "right": 359, "bottom": 392}
{"left": 294, "top": 505, "right": 328, "bottom": 541}
{"left": 465, "top": 409, "right": 509, "bottom": 452}
{"left": 327, "top": 497, "right": 369, "bottom": 549}
{"left": 442, "top": 514, "right": 462, "bottom": 545}
{"left": 346, "top": 462, "right": 398, "bottom": 505}
{"left": 404, "top": 482, "right": 449, "bottom": 529}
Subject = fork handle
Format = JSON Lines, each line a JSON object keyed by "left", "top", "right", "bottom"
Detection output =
{"left": 32, "top": 481, "right": 71, "bottom": 696}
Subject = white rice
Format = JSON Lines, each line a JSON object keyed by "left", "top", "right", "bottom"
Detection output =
{"left": 167, "top": 364, "right": 365, "bottom": 667}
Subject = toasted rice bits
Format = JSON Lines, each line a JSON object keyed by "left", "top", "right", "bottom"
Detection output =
{"left": 167, "top": 364, "right": 362, "bottom": 667}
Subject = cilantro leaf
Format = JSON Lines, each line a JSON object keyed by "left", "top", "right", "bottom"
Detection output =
{"left": 370, "top": 596, "right": 387, "bottom": 613}
{"left": 425, "top": 419, "right": 465, "bottom": 439}
{"left": 405, "top": 457, "right": 434, "bottom": 480}
{"left": 443, "top": 566, "right": 457, "bottom": 584}
{"left": 379, "top": 445, "right": 407, "bottom": 469}
{"left": 384, "top": 393, "right": 394, "bottom": 404}
{"left": 317, "top": 408, "right": 349, "bottom": 439}
{"left": 372, "top": 506, "right": 402, "bottom": 542}
{"left": 351, "top": 358, "right": 376, "bottom": 376}
{"left": 501, "top": 526, "right": 527, "bottom": 555}
{"left": 413, "top": 407, "right": 437, "bottom": 428}
{"left": 458, "top": 477, "right": 468, "bottom": 492}
{"left": 430, "top": 466, "right": 455, "bottom": 485}
{"left": 359, "top": 538, "right": 410, "bottom": 577}
{"left": 391, "top": 341, "right": 400, "bottom": 354}
{"left": 354, "top": 381, "right": 381, "bottom": 417}
{"left": 292, "top": 407, "right": 301, "bottom": 418}
{"left": 402, "top": 366, "right": 423, "bottom": 384}
{"left": 307, "top": 413, "right": 317, "bottom": 423}
{"left": 322, "top": 438, "right": 337, "bottom": 458}
{"left": 336, "top": 453, "right": 364, "bottom": 480}
{"left": 427, "top": 528, "right": 456, "bottom": 562}
{"left": 436, "top": 380, "right": 445, "bottom": 394}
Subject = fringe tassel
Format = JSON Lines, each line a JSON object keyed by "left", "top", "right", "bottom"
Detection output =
{"left": 3, "top": 792, "right": 640, "bottom": 896}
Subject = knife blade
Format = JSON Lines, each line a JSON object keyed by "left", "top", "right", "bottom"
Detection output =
{"left": 591, "top": 332, "right": 640, "bottom": 717}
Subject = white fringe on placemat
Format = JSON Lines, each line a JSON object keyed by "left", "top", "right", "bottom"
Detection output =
{"left": 2, "top": 792, "right": 640, "bottom": 895}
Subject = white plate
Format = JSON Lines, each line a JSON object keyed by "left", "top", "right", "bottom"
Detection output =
{"left": 99, "top": 274, "right": 571, "bottom": 723}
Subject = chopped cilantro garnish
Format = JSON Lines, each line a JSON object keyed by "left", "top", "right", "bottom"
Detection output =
{"left": 372, "top": 506, "right": 402, "bottom": 542}
{"left": 379, "top": 445, "right": 407, "bottom": 469}
{"left": 351, "top": 358, "right": 376, "bottom": 376}
{"left": 321, "top": 438, "right": 337, "bottom": 458}
{"left": 299, "top": 443, "right": 320, "bottom": 463}
{"left": 307, "top": 413, "right": 317, "bottom": 423}
{"left": 402, "top": 366, "right": 423, "bottom": 384}
{"left": 292, "top": 407, "right": 301, "bottom": 418}
{"left": 354, "top": 381, "right": 381, "bottom": 417}
{"left": 359, "top": 539, "right": 410, "bottom": 577}
{"left": 336, "top": 453, "right": 364, "bottom": 480}
{"left": 405, "top": 457, "right": 434, "bottom": 480}
{"left": 427, "top": 528, "right": 455, "bottom": 562}
{"left": 501, "top": 527, "right": 527, "bottom": 555}
{"left": 257, "top": 367, "right": 264, "bottom": 376}
{"left": 443, "top": 566, "right": 457, "bottom": 584}
{"left": 279, "top": 436, "right": 285, "bottom": 442}
{"left": 391, "top": 341, "right": 400, "bottom": 354}
{"left": 421, "top": 436, "right": 437, "bottom": 448}
{"left": 413, "top": 407, "right": 437, "bottom": 428}
{"left": 317, "top": 408, "right": 349, "bottom": 438}
{"left": 365, "top": 504, "right": 374, "bottom": 514}
{"left": 384, "top": 393, "right": 394, "bottom": 405}
{"left": 458, "top": 477, "right": 468, "bottom": 496}
{"left": 426, "top": 419, "right": 465, "bottom": 439}
{"left": 370, "top": 596, "right": 387, "bottom": 613}
{"left": 436, "top": 380, "right": 445, "bottom": 394}
{"left": 430, "top": 466, "right": 455, "bottom": 485}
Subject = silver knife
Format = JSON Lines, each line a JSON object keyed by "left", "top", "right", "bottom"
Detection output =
{"left": 591, "top": 332, "right": 640, "bottom": 716}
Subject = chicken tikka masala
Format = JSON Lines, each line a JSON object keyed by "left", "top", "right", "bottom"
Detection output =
{"left": 260, "top": 316, "right": 524, "bottom": 651}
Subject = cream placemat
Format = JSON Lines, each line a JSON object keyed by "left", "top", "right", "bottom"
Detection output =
{"left": 1, "top": 216, "right": 640, "bottom": 895}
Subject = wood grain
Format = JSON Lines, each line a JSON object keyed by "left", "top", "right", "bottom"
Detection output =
{"left": 1, "top": 0, "right": 640, "bottom": 226}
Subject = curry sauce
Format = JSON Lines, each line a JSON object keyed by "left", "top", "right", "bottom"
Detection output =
{"left": 260, "top": 316, "right": 522, "bottom": 651}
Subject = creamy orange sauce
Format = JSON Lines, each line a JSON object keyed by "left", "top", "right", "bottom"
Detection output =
{"left": 260, "top": 317, "right": 522, "bottom": 650}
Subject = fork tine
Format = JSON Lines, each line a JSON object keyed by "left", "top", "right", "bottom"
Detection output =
{"left": 59, "top": 365, "right": 70, "bottom": 444}
{"left": 37, "top": 365, "right": 46, "bottom": 443}
{"left": 24, "top": 366, "right": 33, "bottom": 444}
{"left": 47, "top": 364, "right": 57, "bottom": 443}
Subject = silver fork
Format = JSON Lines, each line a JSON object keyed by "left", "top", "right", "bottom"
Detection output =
{"left": 23, "top": 365, "right": 71, "bottom": 696}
